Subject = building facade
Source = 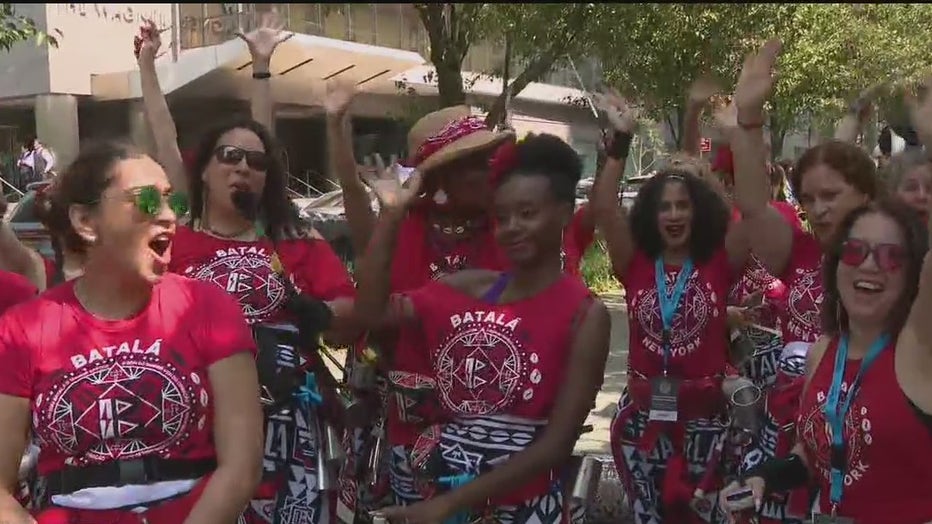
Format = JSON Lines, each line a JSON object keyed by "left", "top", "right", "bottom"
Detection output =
{"left": 0, "top": 3, "right": 602, "bottom": 194}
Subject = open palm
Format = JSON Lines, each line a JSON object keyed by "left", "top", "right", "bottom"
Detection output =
{"left": 593, "top": 88, "right": 640, "bottom": 133}
{"left": 134, "top": 18, "right": 165, "bottom": 63}
{"left": 734, "top": 38, "right": 782, "bottom": 113}
{"left": 236, "top": 10, "right": 294, "bottom": 61}
{"left": 363, "top": 154, "right": 423, "bottom": 211}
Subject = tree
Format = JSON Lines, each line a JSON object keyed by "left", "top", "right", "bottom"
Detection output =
{"left": 0, "top": 4, "right": 61, "bottom": 51}
{"left": 410, "top": 3, "right": 621, "bottom": 126}
{"left": 765, "top": 3, "right": 932, "bottom": 156}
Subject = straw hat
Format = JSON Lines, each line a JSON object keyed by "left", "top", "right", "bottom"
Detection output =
{"left": 407, "top": 105, "right": 515, "bottom": 174}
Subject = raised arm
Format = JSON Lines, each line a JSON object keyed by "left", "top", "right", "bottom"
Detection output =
{"left": 0, "top": 220, "right": 46, "bottom": 291}
{"left": 378, "top": 298, "right": 612, "bottom": 523}
{"left": 235, "top": 11, "right": 293, "bottom": 133}
{"left": 903, "top": 77, "right": 932, "bottom": 351}
{"left": 323, "top": 81, "right": 376, "bottom": 259}
{"left": 136, "top": 20, "right": 186, "bottom": 193}
{"left": 590, "top": 90, "right": 639, "bottom": 280}
{"left": 834, "top": 83, "right": 883, "bottom": 144}
{"left": 353, "top": 164, "right": 424, "bottom": 329}
{"left": 731, "top": 38, "right": 794, "bottom": 277}
{"left": 682, "top": 75, "right": 720, "bottom": 155}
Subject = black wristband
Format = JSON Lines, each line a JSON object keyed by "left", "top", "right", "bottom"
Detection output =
{"left": 746, "top": 454, "right": 809, "bottom": 494}
{"left": 252, "top": 71, "right": 272, "bottom": 80}
{"left": 606, "top": 130, "right": 633, "bottom": 160}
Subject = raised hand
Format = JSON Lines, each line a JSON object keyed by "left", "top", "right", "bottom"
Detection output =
{"left": 734, "top": 38, "right": 782, "bottom": 117}
{"left": 713, "top": 98, "right": 739, "bottom": 134}
{"left": 323, "top": 80, "right": 357, "bottom": 118}
{"left": 907, "top": 75, "right": 932, "bottom": 147}
{"left": 134, "top": 18, "right": 167, "bottom": 64}
{"left": 362, "top": 154, "right": 423, "bottom": 212}
{"left": 592, "top": 87, "right": 640, "bottom": 134}
{"left": 689, "top": 75, "right": 722, "bottom": 107}
{"left": 235, "top": 9, "right": 294, "bottom": 63}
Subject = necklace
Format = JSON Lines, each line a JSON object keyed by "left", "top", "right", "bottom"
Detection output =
{"left": 195, "top": 219, "right": 259, "bottom": 242}
{"left": 430, "top": 218, "right": 478, "bottom": 236}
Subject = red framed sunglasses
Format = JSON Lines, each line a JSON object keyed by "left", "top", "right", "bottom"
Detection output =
{"left": 839, "top": 238, "right": 907, "bottom": 272}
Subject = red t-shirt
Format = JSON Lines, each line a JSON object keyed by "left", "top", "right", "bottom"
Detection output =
{"left": 780, "top": 228, "right": 823, "bottom": 344}
{"left": 0, "top": 268, "right": 36, "bottom": 312}
{"left": 405, "top": 274, "right": 592, "bottom": 503}
{"left": 623, "top": 248, "right": 734, "bottom": 379}
{"left": 799, "top": 338, "right": 932, "bottom": 522}
{"left": 0, "top": 273, "right": 255, "bottom": 475}
{"left": 169, "top": 226, "right": 355, "bottom": 324}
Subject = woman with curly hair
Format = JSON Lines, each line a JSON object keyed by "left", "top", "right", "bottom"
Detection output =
{"left": 591, "top": 90, "right": 752, "bottom": 523}
{"left": 729, "top": 39, "right": 882, "bottom": 523}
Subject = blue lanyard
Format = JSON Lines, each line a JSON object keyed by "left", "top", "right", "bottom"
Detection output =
{"left": 654, "top": 257, "right": 693, "bottom": 373}
{"left": 823, "top": 333, "right": 889, "bottom": 508}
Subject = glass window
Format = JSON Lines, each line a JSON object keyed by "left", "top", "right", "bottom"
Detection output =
{"left": 323, "top": 4, "right": 348, "bottom": 40}
{"left": 349, "top": 4, "right": 376, "bottom": 44}
{"left": 374, "top": 4, "right": 403, "bottom": 49}
{"left": 292, "top": 4, "right": 323, "bottom": 35}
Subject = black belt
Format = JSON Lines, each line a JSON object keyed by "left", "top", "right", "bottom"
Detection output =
{"left": 43, "top": 457, "right": 216, "bottom": 497}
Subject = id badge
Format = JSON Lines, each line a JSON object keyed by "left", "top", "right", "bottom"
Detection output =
{"left": 812, "top": 514, "right": 855, "bottom": 524}
{"left": 723, "top": 486, "right": 755, "bottom": 512}
{"left": 648, "top": 376, "right": 679, "bottom": 422}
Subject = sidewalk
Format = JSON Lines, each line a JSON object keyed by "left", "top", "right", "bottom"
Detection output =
{"left": 575, "top": 290, "right": 628, "bottom": 455}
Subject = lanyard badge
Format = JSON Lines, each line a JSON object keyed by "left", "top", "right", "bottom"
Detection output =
{"left": 648, "top": 258, "right": 693, "bottom": 423}
{"left": 819, "top": 333, "right": 889, "bottom": 521}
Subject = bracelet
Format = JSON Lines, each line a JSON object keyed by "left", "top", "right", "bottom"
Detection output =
{"left": 252, "top": 71, "right": 272, "bottom": 80}
{"left": 737, "top": 118, "right": 765, "bottom": 130}
{"left": 745, "top": 454, "right": 809, "bottom": 494}
{"left": 606, "top": 131, "right": 634, "bottom": 160}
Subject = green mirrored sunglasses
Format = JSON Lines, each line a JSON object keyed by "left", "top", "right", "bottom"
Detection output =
{"left": 133, "top": 185, "right": 189, "bottom": 217}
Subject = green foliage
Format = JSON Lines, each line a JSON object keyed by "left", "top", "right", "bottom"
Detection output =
{"left": 580, "top": 239, "right": 620, "bottom": 295}
{"left": 598, "top": 4, "right": 932, "bottom": 148}
{"left": 0, "top": 4, "right": 61, "bottom": 52}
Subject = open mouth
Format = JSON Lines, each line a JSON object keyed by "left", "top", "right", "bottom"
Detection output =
{"left": 148, "top": 233, "right": 172, "bottom": 257}
{"left": 853, "top": 279, "right": 884, "bottom": 294}
{"left": 665, "top": 224, "right": 686, "bottom": 238}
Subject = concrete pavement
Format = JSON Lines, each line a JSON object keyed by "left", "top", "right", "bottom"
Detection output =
{"left": 575, "top": 290, "right": 628, "bottom": 455}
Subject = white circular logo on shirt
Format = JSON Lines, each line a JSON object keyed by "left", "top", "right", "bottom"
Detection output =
{"left": 36, "top": 355, "right": 201, "bottom": 464}
{"left": 800, "top": 387, "right": 873, "bottom": 488}
{"left": 633, "top": 270, "right": 718, "bottom": 359}
{"left": 184, "top": 248, "right": 286, "bottom": 323}
{"left": 433, "top": 323, "right": 531, "bottom": 416}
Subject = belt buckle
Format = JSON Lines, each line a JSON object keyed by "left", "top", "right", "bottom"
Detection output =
{"left": 117, "top": 459, "right": 148, "bottom": 485}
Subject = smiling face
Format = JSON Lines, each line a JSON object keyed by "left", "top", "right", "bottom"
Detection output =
{"left": 493, "top": 173, "right": 569, "bottom": 267}
{"left": 798, "top": 163, "right": 870, "bottom": 246}
{"left": 657, "top": 179, "right": 693, "bottom": 251}
{"left": 202, "top": 127, "right": 270, "bottom": 220}
{"left": 71, "top": 156, "right": 177, "bottom": 284}
{"left": 894, "top": 164, "right": 932, "bottom": 221}
{"left": 835, "top": 211, "right": 908, "bottom": 329}
{"left": 438, "top": 150, "right": 495, "bottom": 214}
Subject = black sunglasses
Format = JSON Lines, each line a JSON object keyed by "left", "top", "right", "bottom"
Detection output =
{"left": 214, "top": 145, "right": 271, "bottom": 171}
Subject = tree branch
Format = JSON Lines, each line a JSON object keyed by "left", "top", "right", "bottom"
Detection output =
{"left": 483, "top": 6, "right": 589, "bottom": 126}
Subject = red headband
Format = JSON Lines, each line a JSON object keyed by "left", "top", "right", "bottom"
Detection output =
{"left": 409, "top": 115, "right": 488, "bottom": 168}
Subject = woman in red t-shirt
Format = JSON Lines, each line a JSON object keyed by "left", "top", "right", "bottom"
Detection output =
{"left": 729, "top": 39, "right": 883, "bottom": 522}
{"left": 354, "top": 134, "right": 610, "bottom": 523}
{"left": 0, "top": 141, "right": 263, "bottom": 524}
{"left": 136, "top": 18, "right": 361, "bottom": 523}
{"left": 722, "top": 198, "right": 932, "bottom": 523}
{"left": 591, "top": 90, "right": 752, "bottom": 522}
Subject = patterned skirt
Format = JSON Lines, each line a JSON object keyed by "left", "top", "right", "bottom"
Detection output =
{"left": 610, "top": 389, "right": 733, "bottom": 524}
{"left": 388, "top": 416, "right": 586, "bottom": 523}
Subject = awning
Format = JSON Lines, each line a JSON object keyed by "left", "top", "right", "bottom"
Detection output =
{"left": 91, "top": 33, "right": 425, "bottom": 101}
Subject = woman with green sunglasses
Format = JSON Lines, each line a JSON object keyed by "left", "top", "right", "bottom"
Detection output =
{"left": 0, "top": 140, "right": 264, "bottom": 524}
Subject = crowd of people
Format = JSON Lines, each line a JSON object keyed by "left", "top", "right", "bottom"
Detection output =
{"left": 0, "top": 16, "right": 927, "bottom": 524}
